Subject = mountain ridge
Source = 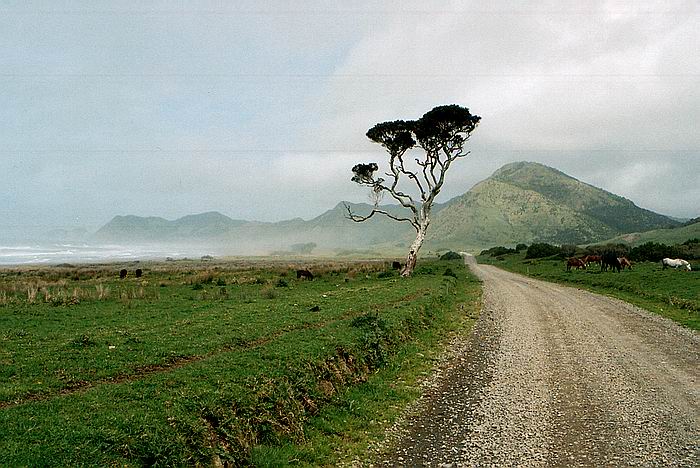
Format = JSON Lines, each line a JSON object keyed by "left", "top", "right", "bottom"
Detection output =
{"left": 92, "top": 162, "right": 685, "bottom": 253}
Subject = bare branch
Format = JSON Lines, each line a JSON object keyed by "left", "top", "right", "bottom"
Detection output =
{"left": 344, "top": 203, "right": 419, "bottom": 230}
{"left": 396, "top": 157, "right": 426, "bottom": 196}
{"left": 383, "top": 155, "right": 420, "bottom": 215}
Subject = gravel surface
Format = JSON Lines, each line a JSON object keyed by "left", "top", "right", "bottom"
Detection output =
{"left": 366, "top": 255, "right": 699, "bottom": 467}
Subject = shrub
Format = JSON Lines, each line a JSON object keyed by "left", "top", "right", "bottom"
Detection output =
{"left": 439, "top": 251, "right": 462, "bottom": 261}
{"left": 480, "top": 246, "right": 516, "bottom": 257}
{"left": 629, "top": 242, "right": 679, "bottom": 262}
{"left": 525, "top": 243, "right": 561, "bottom": 259}
{"left": 261, "top": 285, "right": 277, "bottom": 299}
{"left": 351, "top": 312, "right": 391, "bottom": 367}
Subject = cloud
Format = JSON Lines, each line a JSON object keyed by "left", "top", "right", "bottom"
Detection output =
{"left": 299, "top": 0, "right": 699, "bottom": 216}
{"left": 1, "top": 0, "right": 698, "bottom": 236}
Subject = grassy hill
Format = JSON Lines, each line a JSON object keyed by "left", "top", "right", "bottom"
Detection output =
{"left": 597, "top": 221, "right": 700, "bottom": 246}
{"left": 93, "top": 204, "right": 417, "bottom": 255}
{"left": 93, "top": 212, "right": 247, "bottom": 243}
{"left": 427, "top": 178, "right": 614, "bottom": 250}
{"left": 490, "top": 162, "right": 677, "bottom": 233}
{"left": 426, "top": 161, "right": 679, "bottom": 250}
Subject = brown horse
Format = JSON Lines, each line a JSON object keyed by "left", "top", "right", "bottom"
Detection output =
{"left": 566, "top": 257, "right": 586, "bottom": 271}
{"left": 582, "top": 255, "right": 602, "bottom": 268}
{"left": 618, "top": 257, "right": 632, "bottom": 270}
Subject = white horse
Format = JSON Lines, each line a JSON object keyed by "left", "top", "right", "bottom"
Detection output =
{"left": 661, "top": 258, "right": 691, "bottom": 271}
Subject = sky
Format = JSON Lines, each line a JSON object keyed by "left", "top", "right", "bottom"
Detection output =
{"left": 1, "top": 0, "right": 698, "bottom": 238}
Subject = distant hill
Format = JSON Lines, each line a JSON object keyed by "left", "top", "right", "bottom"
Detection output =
{"left": 93, "top": 212, "right": 247, "bottom": 243}
{"left": 92, "top": 162, "right": 681, "bottom": 253}
{"left": 489, "top": 162, "right": 677, "bottom": 233}
{"left": 426, "top": 162, "right": 679, "bottom": 250}
{"left": 93, "top": 204, "right": 419, "bottom": 254}
{"left": 596, "top": 221, "right": 700, "bottom": 247}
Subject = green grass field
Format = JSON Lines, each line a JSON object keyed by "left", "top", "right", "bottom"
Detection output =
{"left": 0, "top": 258, "right": 480, "bottom": 466}
{"left": 477, "top": 252, "right": 699, "bottom": 330}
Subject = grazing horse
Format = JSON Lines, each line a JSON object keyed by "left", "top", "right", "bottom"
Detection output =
{"left": 582, "top": 255, "right": 602, "bottom": 268}
{"left": 135, "top": 268, "right": 143, "bottom": 278}
{"left": 661, "top": 258, "right": 691, "bottom": 271}
{"left": 618, "top": 257, "right": 632, "bottom": 270}
{"left": 566, "top": 257, "right": 586, "bottom": 271}
{"left": 391, "top": 261, "right": 402, "bottom": 270}
{"left": 296, "top": 269, "right": 314, "bottom": 280}
{"left": 119, "top": 269, "right": 127, "bottom": 279}
{"left": 601, "top": 252, "right": 621, "bottom": 272}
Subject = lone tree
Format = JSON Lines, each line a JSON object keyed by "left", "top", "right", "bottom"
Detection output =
{"left": 346, "top": 104, "right": 480, "bottom": 277}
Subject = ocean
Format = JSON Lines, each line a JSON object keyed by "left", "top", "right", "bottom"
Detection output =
{"left": 0, "top": 243, "right": 218, "bottom": 265}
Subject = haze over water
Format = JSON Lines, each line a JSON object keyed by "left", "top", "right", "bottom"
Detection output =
{"left": 0, "top": 243, "right": 219, "bottom": 265}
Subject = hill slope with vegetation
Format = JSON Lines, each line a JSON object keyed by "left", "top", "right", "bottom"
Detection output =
{"left": 427, "top": 162, "right": 679, "bottom": 250}
{"left": 597, "top": 221, "right": 700, "bottom": 247}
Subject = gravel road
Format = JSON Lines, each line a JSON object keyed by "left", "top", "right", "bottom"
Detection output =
{"left": 372, "top": 255, "right": 699, "bottom": 467}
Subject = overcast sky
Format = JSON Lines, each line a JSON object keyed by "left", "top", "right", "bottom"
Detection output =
{"left": 1, "top": 0, "right": 698, "bottom": 236}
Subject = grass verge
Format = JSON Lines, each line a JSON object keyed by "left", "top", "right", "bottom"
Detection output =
{"left": 477, "top": 252, "right": 698, "bottom": 330}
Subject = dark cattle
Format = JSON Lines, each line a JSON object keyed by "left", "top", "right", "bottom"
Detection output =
{"left": 566, "top": 257, "right": 586, "bottom": 271}
{"left": 119, "top": 269, "right": 127, "bottom": 279}
{"left": 601, "top": 252, "right": 621, "bottom": 272}
{"left": 296, "top": 269, "right": 314, "bottom": 280}
{"left": 392, "top": 261, "right": 402, "bottom": 270}
{"left": 135, "top": 268, "right": 143, "bottom": 278}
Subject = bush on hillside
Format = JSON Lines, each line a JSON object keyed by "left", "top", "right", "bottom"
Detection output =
{"left": 629, "top": 242, "right": 679, "bottom": 262}
{"left": 678, "top": 239, "right": 700, "bottom": 260}
{"left": 515, "top": 243, "right": 528, "bottom": 252}
{"left": 599, "top": 243, "right": 629, "bottom": 258}
{"left": 559, "top": 244, "right": 579, "bottom": 258}
{"left": 525, "top": 243, "right": 561, "bottom": 259}
{"left": 439, "top": 251, "right": 463, "bottom": 261}
{"left": 480, "top": 246, "right": 516, "bottom": 257}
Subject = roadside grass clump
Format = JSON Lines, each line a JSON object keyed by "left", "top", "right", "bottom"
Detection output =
{"left": 70, "top": 334, "right": 98, "bottom": 348}
{"left": 0, "top": 258, "right": 479, "bottom": 466}
{"left": 187, "top": 270, "right": 216, "bottom": 286}
{"left": 95, "top": 283, "right": 110, "bottom": 300}
{"left": 443, "top": 267, "right": 457, "bottom": 278}
{"left": 260, "top": 285, "right": 278, "bottom": 299}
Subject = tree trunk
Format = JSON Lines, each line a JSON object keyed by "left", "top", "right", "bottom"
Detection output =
{"left": 401, "top": 224, "right": 428, "bottom": 277}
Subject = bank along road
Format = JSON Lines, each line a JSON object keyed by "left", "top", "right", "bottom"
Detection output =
{"left": 377, "top": 255, "right": 699, "bottom": 467}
